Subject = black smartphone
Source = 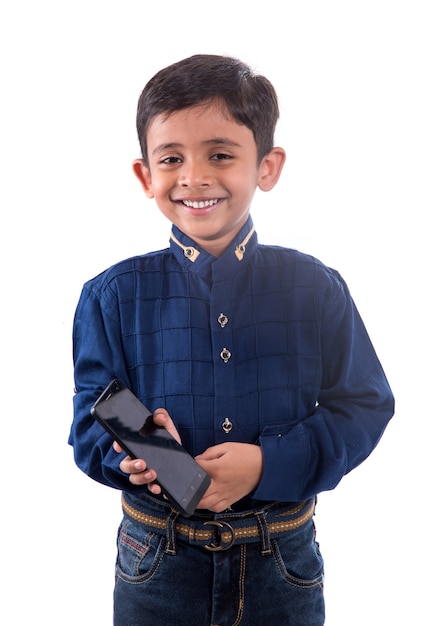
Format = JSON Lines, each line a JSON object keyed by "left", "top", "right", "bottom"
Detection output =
{"left": 91, "top": 379, "right": 210, "bottom": 517}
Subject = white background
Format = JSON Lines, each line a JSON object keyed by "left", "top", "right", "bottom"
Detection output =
{"left": 1, "top": 1, "right": 433, "bottom": 624}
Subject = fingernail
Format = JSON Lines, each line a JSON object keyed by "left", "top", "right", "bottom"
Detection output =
{"left": 144, "top": 471, "right": 152, "bottom": 479}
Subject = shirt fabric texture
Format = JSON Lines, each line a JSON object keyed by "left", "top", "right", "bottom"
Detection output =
{"left": 69, "top": 216, "right": 394, "bottom": 510}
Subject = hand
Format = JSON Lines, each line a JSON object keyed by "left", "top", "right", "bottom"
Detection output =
{"left": 113, "top": 408, "right": 181, "bottom": 495}
{"left": 195, "top": 442, "right": 263, "bottom": 512}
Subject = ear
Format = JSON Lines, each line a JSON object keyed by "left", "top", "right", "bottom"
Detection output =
{"left": 132, "top": 159, "right": 154, "bottom": 198}
{"left": 257, "top": 147, "right": 286, "bottom": 192}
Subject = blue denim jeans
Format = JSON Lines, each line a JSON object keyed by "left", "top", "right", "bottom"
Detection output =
{"left": 113, "top": 495, "right": 325, "bottom": 626}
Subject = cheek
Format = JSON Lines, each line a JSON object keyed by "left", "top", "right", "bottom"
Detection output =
{"left": 147, "top": 178, "right": 168, "bottom": 200}
{"left": 225, "top": 170, "right": 249, "bottom": 193}
{"left": 230, "top": 174, "right": 259, "bottom": 203}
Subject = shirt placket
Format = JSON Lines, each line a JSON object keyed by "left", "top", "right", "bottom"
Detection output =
{"left": 210, "top": 275, "right": 236, "bottom": 442}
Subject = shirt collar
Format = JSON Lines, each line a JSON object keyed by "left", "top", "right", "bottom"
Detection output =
{"left": 169, "top": 216, "right": 258, "bottom": 274}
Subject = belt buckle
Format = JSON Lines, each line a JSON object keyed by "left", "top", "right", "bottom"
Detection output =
{"left": 203, "top": 520, "right": 235, "bottom": 551}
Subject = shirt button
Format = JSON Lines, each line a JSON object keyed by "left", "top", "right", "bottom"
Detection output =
{"left": 220, "top": 348, "right": 231, "bottom": 363}
{"left": 218, "top": 313, "right": 228, "bottom": 328}
{"left": 222, "top": 418, "right": 233, "bottom": 433}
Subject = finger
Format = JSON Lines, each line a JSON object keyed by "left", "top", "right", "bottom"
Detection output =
{"left": 148, "top": 483, "right": 163, "bottom": 495}
{"left": 113, "top": 441, "right": 124, "bottom": 453}
{"left": 128, "top": 464, "right": 159, "bottom": 487}
{"left": 195, "top": 443, "right": 226, "bottom": 461}
{"left": 153, "top": 408, "right": 182, "bottom": 444}
{"left": 119, "top": 456, "right": 146, "bottom": 475}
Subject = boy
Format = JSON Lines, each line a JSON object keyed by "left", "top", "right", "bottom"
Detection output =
{"left": 69, "top": 54, "right": 394, "bottom": 625}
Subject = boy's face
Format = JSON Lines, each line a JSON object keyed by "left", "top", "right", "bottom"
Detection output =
{"left": 133, "top": 102, "right": 285, "bottom": 257}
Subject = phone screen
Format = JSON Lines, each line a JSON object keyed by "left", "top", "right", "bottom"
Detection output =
{"left": 91, "top": 380, "right": 210, "bottom": 517}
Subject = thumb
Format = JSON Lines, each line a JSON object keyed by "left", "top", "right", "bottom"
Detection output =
{"left": 195, "top": 444, "right": 225, "bottom": 461}
{"left": 153, "top": 408, "right": 182, "bottom": 445}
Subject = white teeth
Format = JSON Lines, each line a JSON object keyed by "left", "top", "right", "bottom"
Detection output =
{"left": 182, "top": 199, "right": 218, "bottom": 209}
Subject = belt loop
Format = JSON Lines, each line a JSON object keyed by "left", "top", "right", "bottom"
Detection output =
{"left": 254, "top": 510, "right": 271, "bottom": 555}
{"left": 165, "top": 509, "right": 180, "bottom": 555}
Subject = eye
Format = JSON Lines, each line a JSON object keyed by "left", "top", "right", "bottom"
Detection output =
{"left": 211, "top": 153, "right": 233, "bottom": 161}
{"left": 160, "top": 156, "right": 182, "bottom": 164}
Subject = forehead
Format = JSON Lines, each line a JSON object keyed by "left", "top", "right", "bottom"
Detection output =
{"left": 146, "top": 101, "right": 255, "bottom": 147}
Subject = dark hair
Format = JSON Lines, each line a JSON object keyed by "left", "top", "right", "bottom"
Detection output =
{"left": 136, "top": 54, "right": 280, "bottom": 166}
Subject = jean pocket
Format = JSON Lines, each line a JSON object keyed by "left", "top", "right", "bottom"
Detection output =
{"left": 116, "top": 518, "right": 166, "bottom": 583}
{"left": 272, "top": 521, "right": 324, "bottom": 589}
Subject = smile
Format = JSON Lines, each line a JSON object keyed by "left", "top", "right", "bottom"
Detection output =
{"left": 182, "top": 199, "right": 219, "bottom": 209}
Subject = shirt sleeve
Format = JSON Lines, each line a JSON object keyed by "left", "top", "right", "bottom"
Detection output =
{"left": 68, "top": 280, "right": 143, "bottom": 493}
{"left": 254, "top": 267, "right": 395, "bottom": 502}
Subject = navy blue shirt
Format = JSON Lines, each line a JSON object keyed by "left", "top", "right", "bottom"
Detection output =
{"left": 69, "top": 216, "right": 394, "bottom": 507}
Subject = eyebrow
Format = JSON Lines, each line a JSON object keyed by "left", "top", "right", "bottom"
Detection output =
{"left": 205, "top": 138, "right": 242, "bottom": 147}
{"left": 151, "top": 137, "right": 242, "bottom": 156}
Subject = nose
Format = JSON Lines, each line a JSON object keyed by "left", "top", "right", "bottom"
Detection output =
{"left": 179, "top": 158, "right": 212, "bottom": 188}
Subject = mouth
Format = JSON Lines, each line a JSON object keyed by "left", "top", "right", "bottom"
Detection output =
{"left": 180, "top": 198, "right": 220, "bottom": 209}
